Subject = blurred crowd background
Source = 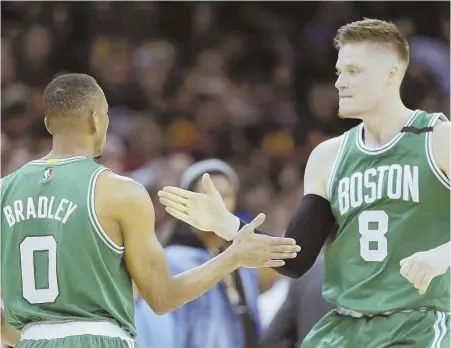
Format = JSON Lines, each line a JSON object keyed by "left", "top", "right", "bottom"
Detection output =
{"left": 1, "top": 2, "right": 449, "bottom": 347}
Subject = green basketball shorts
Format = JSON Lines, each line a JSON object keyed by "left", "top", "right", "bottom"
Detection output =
{"left": 301, "top": 309, "right": 449, "bottom": 348}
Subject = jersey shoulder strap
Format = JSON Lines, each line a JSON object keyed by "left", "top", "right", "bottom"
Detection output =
{"left": 407, "top": 110, "right": 450, "bottom": 190}
{"left": 403, "top": 110, "right": 448, "bottom": 132}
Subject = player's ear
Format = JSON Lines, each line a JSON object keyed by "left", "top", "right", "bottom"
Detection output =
{"left": 44, "top": 117, "right": 53, "bottom": 135}
{"left": 388, "top": 66, "right": 398, "bottom": 83}
{"left": 89, "top": 110, "right": 99, "bottom": 135}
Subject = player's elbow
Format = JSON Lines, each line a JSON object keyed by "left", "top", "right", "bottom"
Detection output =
{"left": 143, "top": 297, "right": 171, "bottom": 315}
{"left": 275, "top": 266, "right": 305, "bottom": 279}
{"left": 140, "top": 283, "right": 185, "bottom": 315}
{"left": 275, "top": 254, "right": 317, "bottom": 278}
{"left": 139, "top": 289, "right": 173, "bottom": 315}
{"left": 151, "top": 300, "right": 181, "bottom": 315}
{"left": 271, "top": 194, "right": 336, "bottom": 278}
{"left": 153, "top": 306, "right": 170, "bottom": 316}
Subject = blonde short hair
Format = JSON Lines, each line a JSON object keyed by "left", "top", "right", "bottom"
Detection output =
{"left": 334, "top": 18, "right": 410, "bottom": 64}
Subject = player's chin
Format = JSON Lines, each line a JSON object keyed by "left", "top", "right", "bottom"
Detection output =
{"left": 337, "top": 106, "right": 361, "bottom": 119}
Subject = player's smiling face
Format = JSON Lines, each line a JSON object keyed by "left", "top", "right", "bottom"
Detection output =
{"left": 335, "top": 42, "right": 394, "bottom": 119}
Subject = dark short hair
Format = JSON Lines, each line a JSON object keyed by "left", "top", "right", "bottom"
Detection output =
{"left": 43, "top": 73, "right": 103, "bottom": 124}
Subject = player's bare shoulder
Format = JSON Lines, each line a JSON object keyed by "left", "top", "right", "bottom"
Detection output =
{"left": 93, "top": 170, "right": 156, "bottom": 247}
{"left": 304, "top": 134, "right": 346, "bottom": 199}
{"left": 96, "top": 170, "right": 152, "bottom": 210}
{"left": 311, "top": 135, "right": 345, "bottom": 162}
{"left": 431, "top": 115, "right": 450, "bottom": 175}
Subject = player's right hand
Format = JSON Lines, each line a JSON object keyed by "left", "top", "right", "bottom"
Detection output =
{"left": 158, "top": 173, "right": 240, "bottom": 241}
{"left": 229, "top": 213, "right": 301, "bottom": 268}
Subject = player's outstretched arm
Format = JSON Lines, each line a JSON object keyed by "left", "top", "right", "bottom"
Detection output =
{"left": 105, "top": 174, "right": 299, "bottom": 315}
{"left": 158, "top": 136, "right": 342, "bottom": 278}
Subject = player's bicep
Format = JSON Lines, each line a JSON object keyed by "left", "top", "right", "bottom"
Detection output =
{"left": 303, "top": 151, "right": 325, "bottom": 197}
{"left": 111, "top": 179, "right": 172, "bottom": 313}
{"left": 432, "top": 120, "right": 450, "bottom": 177}
{"left": 303, "top": 137, "right": 341, "bottom": 198}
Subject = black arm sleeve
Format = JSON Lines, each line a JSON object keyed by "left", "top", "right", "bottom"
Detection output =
{"left": 239, "top": 194, "right": 336, "bottom": 278}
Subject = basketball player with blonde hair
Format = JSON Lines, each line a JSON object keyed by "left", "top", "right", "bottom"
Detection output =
{"left": 159, "top": 19, "right": 450, "bottom": 347}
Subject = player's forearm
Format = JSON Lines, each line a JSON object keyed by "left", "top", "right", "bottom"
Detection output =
{"left": 1, "top": 313, "right": 20, "bottom": 346}
{"left": 238, "top": 195, "right": 335, "bottom": 278}
{"left": 435, "top": 241, "right": 451, "bottom": 266}
{"left": 160, "top": 248, "right": 239, "bottom": 314}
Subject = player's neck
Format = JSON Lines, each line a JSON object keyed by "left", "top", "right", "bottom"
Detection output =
{"left": 45, "top": 134, "right": 95, "bottom": 160}
{"left": 361, "top": 98, "right": 413, "bottom": 147}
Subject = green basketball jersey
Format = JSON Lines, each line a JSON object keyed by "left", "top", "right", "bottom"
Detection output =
{"left": 1, "top": 156, "right": 135, "bottom": 337}
{"left": 325, "top": 110, "right": 450, "bottom": 314}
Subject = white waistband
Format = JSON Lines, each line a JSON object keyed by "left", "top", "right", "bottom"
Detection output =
{"left": 21, "top": 321, "right": 133, "bottom": 342}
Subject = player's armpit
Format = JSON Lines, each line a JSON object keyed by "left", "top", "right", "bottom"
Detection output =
{"left": 1, "top": 312, "right": 20, "bottom": 346}
{"left": 132, "top": 282, "right": 141, "bottom": 303}
{"left": 431, "top": 120, "right": 450, "bottom": 177}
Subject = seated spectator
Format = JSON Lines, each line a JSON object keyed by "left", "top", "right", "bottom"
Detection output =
{"left": 164, "top": 159, "right": 262, "bottom": 348}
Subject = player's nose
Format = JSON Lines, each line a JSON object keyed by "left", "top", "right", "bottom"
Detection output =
{"left": 335, "top": 74, "right": 347, "bottom": 90}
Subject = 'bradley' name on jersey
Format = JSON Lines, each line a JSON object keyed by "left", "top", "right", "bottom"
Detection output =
{"left": 337, "top": 164, "right": 419, "bottom": 215}
{"left": 3, "top": 196, "right": 77, "bottom": 227}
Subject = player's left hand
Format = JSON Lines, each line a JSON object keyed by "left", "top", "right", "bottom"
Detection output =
{"left": 400, "top": 244, "right": 450, "bottom": 295}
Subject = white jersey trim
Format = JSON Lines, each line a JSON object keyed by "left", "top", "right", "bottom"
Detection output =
{"left": 327, "top": 133, "right": 349, "bottom": 200}
{"left": 355, "top": 109, "right": 420, "bottom": 155}
{"left": 431, "top": 311, "right": 448, "bottom": 348}
{"left": 0, "top": 177, "right": 5, "bottom": 199}
{"left": 28, "top": 156, "right": 88, "bottom": 166}
{"left": 87, "top": 167, "right": 124, "bottom": 254}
